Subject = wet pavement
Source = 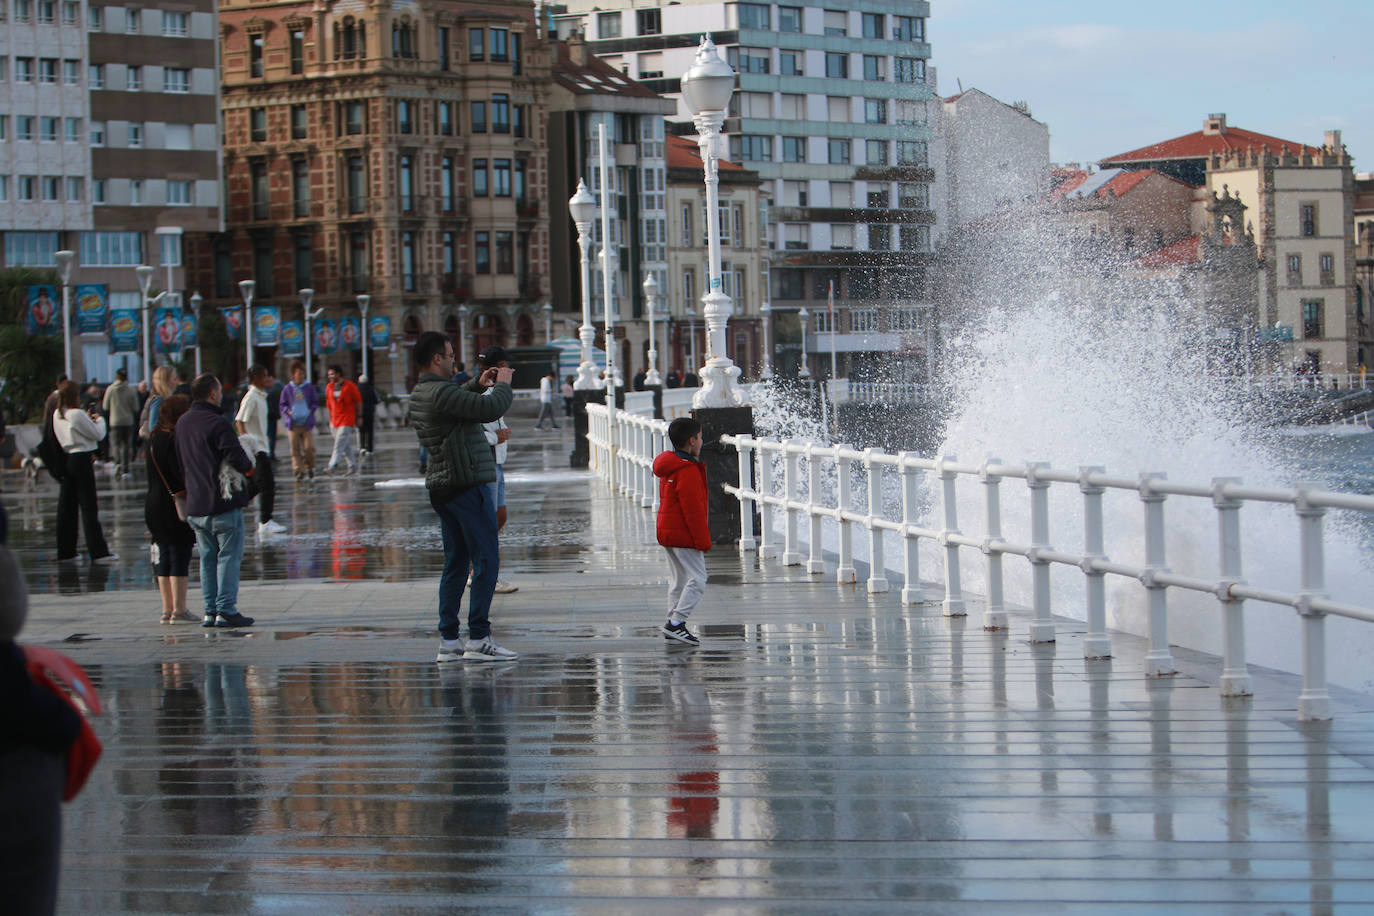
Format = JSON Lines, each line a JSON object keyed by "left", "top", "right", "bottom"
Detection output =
{"left": 11, "top": 418, "right": 1374, "bottom": 914}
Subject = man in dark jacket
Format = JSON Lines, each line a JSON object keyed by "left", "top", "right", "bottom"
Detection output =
{"left": 408, "top": 331, "right": 516, "bottom": 663}
{"left": 357, "top": 374, "right": 380, "bottom": 454}
{"left": 175, "top": 373, "right": 256, "bottom": 628}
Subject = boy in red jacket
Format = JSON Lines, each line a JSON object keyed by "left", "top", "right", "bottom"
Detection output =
{"left": 652, "top": 417, "right": 711, "bottom": 645}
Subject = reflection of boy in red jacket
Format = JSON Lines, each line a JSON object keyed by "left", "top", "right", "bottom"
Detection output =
{"left": 653, "top": 417, "right": 710, "bottom": 646}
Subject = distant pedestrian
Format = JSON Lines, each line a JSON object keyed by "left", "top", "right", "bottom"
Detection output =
{"left": 323, "top": 365, "right": 362, "bottom": 475}
{"left": 653, "top": 417, "right": 711, "bottom": 646}
{"left": 51, "top": 381, "right": 116, "bottom": 564}
{"left": 265, "top": 377, "right": 283, "bottom": 460}
{"left": 477, "top": 346, "right": 518, "bottom": 595}
{"left": 101, "top": 369, "right": 138, "bottom": 476}
{"left": 562, "top": 376, "right": 575, "bottom": 417}
{"left": 358, "top": 374, "right": 380, "bottom": 453}
{"left": 145, "top": 395, "right": 197, "bottom": 623}
{"left": 409, "top": 331, "right": 517, "bottom": 663}
{"left": 666, "top": 369, "right": 682, "bottom": 389}
{"left": 176, "top": 373, "right": 256, "bottom": 628}
{"left": 279, "top": 360, "right": 318, "bottom": 481}
{"left": 452, "top": 361, "right": 471, "bottom": 385}
{"left": 683, "top": 369, "right": 699, "bottom": 387}
{"left": 633, "top": 368, "right": 647, "bottom": 391}
{"left": 235, "top": 365, "right": 285, "bottom": 537}
{"left": 535, "top": 370, "right": 560, "bottom": 430}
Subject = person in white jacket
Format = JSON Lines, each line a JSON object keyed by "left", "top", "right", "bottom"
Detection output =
{"left": 535, "top": 370, "right": 560, "bottom": 430}
{"left": 51, "top": 381, "right": 117, "bottom": 563}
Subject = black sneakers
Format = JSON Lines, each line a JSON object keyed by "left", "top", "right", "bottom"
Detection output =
{"left": 662, "top": 620, "right": 699, "bottom": 645}
{"left": 213, "top": 613, "right": 256, "bottom": 628}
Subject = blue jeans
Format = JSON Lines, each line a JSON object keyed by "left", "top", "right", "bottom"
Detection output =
{"left": 430, "top": 485, "right": 499, "bottom": 642}
{"left": 188, "top": 510, "right": 245, "bottom": 617}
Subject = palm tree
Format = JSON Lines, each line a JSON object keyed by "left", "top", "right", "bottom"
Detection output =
{"left": 0, "top": 267, "right": 64, "bottom": 422}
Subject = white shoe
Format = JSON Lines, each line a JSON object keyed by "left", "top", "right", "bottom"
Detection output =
{"left": 463, "top": 637, "right": 518, "bottom": 662}
{"left": 92, "top": 553, "right": 120, "bottom": 565}
{"left": 493, "top": 580, "right": 518, "bottom": 594}
{"left": 260, "top": 519, "right": 287, "bottom": 534}
{"left": 436, "top": 637, "right": 465, "bottom": 663}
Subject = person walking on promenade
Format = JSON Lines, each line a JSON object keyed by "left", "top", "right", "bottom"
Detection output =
{"left": 51, "top": 381, "right": 117, "bottom": 564}
{"left": 324, "top": 365, "right": 362, "bottom": 475}
{"left": 145, "top": 395, "right": 198, "bottom": 623}
{"left": 101, "top": 369, "right": 139, "bottom": 477}
{"left": 279, "top": 360, "right": 319, "bottom": 481}
{"left": 358, "top": 374, "right": 380, "bottom": 454}
{"left": 653, "top": 417, "right": 711, "bottom": 646}
{"left": 476, "top": 346, "right": 519, "bottom": 595}
{"left": 235, "top": 365, "right": 286, "bottom": 537}
{"left": 535, "top": 370, "right": 560, "bottom": 430}
{"left": 561, "top": 375, "right": 575, "bottom": 417}
{"left": 408, "top": 331, "right": 517, "bottom": 662}
{"left": 176, "top": 373, "right": 256, "bottom": 629}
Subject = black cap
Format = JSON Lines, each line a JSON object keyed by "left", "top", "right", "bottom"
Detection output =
{"left": 478, "top": 345, "right": 510, "bottom": 366}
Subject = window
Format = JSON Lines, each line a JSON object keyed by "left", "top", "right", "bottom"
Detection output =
{"left": 1302, "top": 299, "right": 1324, "bottom": 338}
{"left": 249, "top": 161, "right": 267, "bottom": 218}
{"left": 0, "top": 177, "right": 9, "bottom": 202}
{"left": 1300, "top": 204, "right": 1317, "bottom": 237}
{"left": 829, "top": 181, "right": 852, "bottom": 206}
{"left": 782, "top": 136, "right": 806, "bottom": 163}
{"left": 738, "top": 3, "right": 769, "bottom": 29}
{"left": 39, "top": 58, "right": 57, "bottom": 84}
{"left": 813, "top": 309, "right": 834, "bottom": 333}
{"left": 825, "top": 53, "right": 848, "bottom": 79}
{"left": 493, "top": 158, "right": 511, "bottom": 197}
{"left": 294, "top": 233, "right": 313, "bottom": 288}
{"left": 895, "top": 58, "right": 925, "bottom": 83}
{"left": 347, "top": 155, "right": 366, "bottom": 213}
{"left": 514, "top": 159, "right": 527, "bottom": 202}
{"left": 895, "top": 16, "right": 925, "bottom": 41}
{"left": 441, "top": 156, "right": 455, "bottom": 211}
{"left": 16, "top": 115, "right": 33, "bottom": 141}
{"left": 5, "top": 233, "right": 64, "bottom": 269}
{"left": 475, "top": 231, "right": 491, "bottom": 273}
{"left": 291, "top": 104, "right": 307, "bottom": 139}
{"left": 336, "top": 19, "right": 364, "bottom": 59}
{"left": 637, "top": 8, "right": 660, "bottom": 34}
{"left": 891, "top": 308, "right": 921, "bottom": 331}
{"left": 79, "top": 232, "right": 142, "bottom": 266}
{"left": 253, "top": 235, "right": 273, "bottom": 290}
{"left": 862, "top": 12, "right": 884, "bottom": 38}
{"left": 823, "top": 9, "right": 846, "bottom": 35}
{"left": 125, "top": 64, "right": 141, "bottom": 90}
{"left": 41, "top": 176, "right": 59, "bottom": 201}
{"left": 344, "top": 100, "right": 364, "bottom": 135}
{"left": 895, "top": 99, "right": 926, "bottom": 126}
{"left": 778, "top": 5, "right": 801, "bottom": 32}
{"left": 250, "top": 108, "right": 266, "bottom": 142}
{"left": 896, "top": 141, "right": 928, "bottom": 167}
{"left": 866, "top": 140, "right": 888, "bottom": 166}
{"left": 900, "top": 224, "right": 930, "bottom": 251}
{"left": 471, "top": 101, "right": 486, "bottom": 133}
{"left": 1320, "top": 253, "right": 1335, "bottom": 286}
{"left": 733, "top": 135, "right": 772, "bottom": 161}
{"left": 63, "top": 116, "right": 79, "bottom": 142}
{"left": 469, "top": 28, "right": 483, "bottom": 61}
{"left": 401, "top": 231, "right": 416, "bottom": 291}
{"left": 778, "top": 93, "right": 804, "bottom": 120}
{"left": 167, "top": 179, "right": 193, "bottom": 205}
{"left": 472, "top": 158, "right": 488, "bottom": 196}
{"left": 438, "top": 26, "right": 450, "bottom": 70}
{"left": 392, "top": 21, "right": 415, "bottom": 58}
{"left": 851, "top": 308, "right": 879, "bottom": 332}
{"left": 293, "top": 158, "right": 310, "bottom": 216}
{"left": 733, "top": 47, "right": 770, "bottom": 74}
{"left": 681, "top": 203, "right": 693, "bottom": 247}
{"left": 831, "top": 224, "right": 854, "bottom": 250}
{"left": 125, "top": 7, "right": 140, "bottom": 32}
{"left": 495, "top": 231, "right": 513, "bottom": 274}
{"left": 89, "top": 120, "right": 105, "bottom": 145}
{"left": 164, "top": 67, "right": 189, "bottom": 93}
{"left": 63, "top": 59, "right": 78, "bottom": 83}
{"left": 88, "top": 6, "right": 100, "bottom": 29}
{"left": 442, "top": 231, "right": 456, "bottom": 281}
{"left": 638, "top": 51, "right": 663, "bottom": 79}
{"left": 250, "top": 34, "right": 263, "bottom": 77}
{"left": 828, "top": 139, "right": 851, "bottom": 165}
{"left": 597, "top": 11, "right": 620, "bottom": 39}
{"left": 489, "top": 28, "right": 507, "bottom": 62}
{"left": 17, "top": 176, "right": 36, "bottom": 201}
{"left": 349, "top": 231, "right": 368, "bottom": 291}
{"left": 36, "top": 0, "right": 52, "bottom": 22}
{"left": 128, "top": 122, "right": 144, "bottom": 147}
{"left": 863, "top": 55, "right": 886, "bottom": 81}
{"left": 864, "top": 98, "right": 887, "bottom": 124}
{"left": 291, "top": 29, "right": 305, "bottom": 73}
{"left": 130, "top": 179, "right": 144, "bottom": 204}
{"left": 437, "top": 101, "right": 453, "bottom": 135}
{"left": 89, "top": 63, "right": 103, "bottom": 87}
{"left": 784, "top": 223, "right": 809, "bottom": 250}
{"left": 0, "top": 116, "right": 5, "bottom": 140}
{"left": 163, "top": 10, "right": 187, "bottom": 35}
{"left": 773, "top": 268, "right": 803, "bottom": 299}
{"left": 783, "top": 180, "right": 807, "bottom": 207}
{"left": 491, "top": 94, "right": 509, "bottom": 133}
{"left": 13, "top": 0, "right": 30, "bottom": 20}
{"left": 40, "top": 116, "right": 57, "bottom": 141}
{"left": 1287, "top": 253, "right": 1303, "bottom": 285}
{"left": 868, "top": 225, "right": 890, "bottom": 250}
{"left": 16, "top": 57, "right": 33, "bottom": 83}
{"left": 511, "top": 32, "right": 522, "bottom": 75}
{"left": 513, "top": 104, "right": 525, "bottom": 137}
{"left": 397, "top": 100, "right": 413, "bottom": 134}
{"left": 826, "top": 97, "right": 850, "bottom": 122}
{"left": 868, "top": 188, "right": 890, "bottom": 208}
{"left": 780, "top": 52, "right": 803, "bottom": 76}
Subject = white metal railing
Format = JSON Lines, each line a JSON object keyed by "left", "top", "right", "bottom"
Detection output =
{"left": 849, "top": 381, "right": 934, "bottom": 404}
{"left": 1213, "top": 372, "right": 1372, "bottom": 392}
{"left": 712, "top": 436, "right": 1374, "bottom": 722}
{"left": 1336, "top": 409, "right": 1373, "bottom": 430}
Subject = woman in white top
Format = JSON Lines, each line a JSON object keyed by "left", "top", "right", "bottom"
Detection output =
{"left": 52, "top": 381, "right": 116, "bottom": 563}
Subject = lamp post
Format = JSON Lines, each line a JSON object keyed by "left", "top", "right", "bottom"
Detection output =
{"left": 568, "top": 179, "right": 599, "bottom": 390}
{"left": 542, "top": 300, "right": 553, "bottom": 344}
{"left": 189, "top": 291, "right": 203, "bottom": 376}
{"left": 643, "top": 273, "right": 661, "bottom": 386}
{"left": 238, "top": 279, "right": 255, "bottom": 379}
{"left": 597, "top": 121, "right": 618, "bottom": 397}
{"left": 356, "top": 294, "right": 371, "bottom": 380}
{"left": 798, "top": 307, "right": 812, "bottom": 378}
{"left": 686, "top": 301, "right": 697, "bottom": 373}
{"left": 457, "top": 304, "right": 469, "bottom": 369}
{"left": 136, "top": 265, "right": 156, "bottom": 385}
{"left": 760, "top": 300, "right": 773, "bottom": 380}
{"left": 300, "top": 288, "right": 322, "bottom": 383}
{"left": 682, "top": 34, "right": 747, "bottom": 408}
{"left": 55, "top": 250, "right": 75, "bottom": 379}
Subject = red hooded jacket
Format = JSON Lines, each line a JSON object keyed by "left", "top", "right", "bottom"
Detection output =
{"left": 653, "top": 450, "right": 711, "bottom": 551}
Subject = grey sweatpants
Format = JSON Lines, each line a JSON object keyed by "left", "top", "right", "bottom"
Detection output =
{"left": 664, "top": 546, "right": 707, "bottom": 621}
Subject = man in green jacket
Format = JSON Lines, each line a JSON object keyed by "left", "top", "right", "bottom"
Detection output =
{"left": 409, "top": 331, "right": 517, "bottom": 662}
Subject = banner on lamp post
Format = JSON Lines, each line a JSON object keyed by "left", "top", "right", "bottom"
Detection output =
{"left": 368, "top": 315, "right": 391, "bottom": 349}
{"left": 280, "top": 321, "right": 304, "bottom": 357}
{"left": 74, "top": 284, "right": 109, "bottom": 333}
{"left": 221, "top": 307, "right": 244, "bottom": 341}
{"left": 340, "top": 316, "right": 361, "bottom": 351}
{"left": 26, "top": 286, "right": 60, "bottom": 336}
{"left": 254, "top": 305, "right": 281, "bottom": 347}
{"left": 314, "top": 318, "right": 338, "bottom": 355}
{"left": 153, "top": 308, "right": 182, "bottom": 354}
{"left": 180, "top": 311, "right": 198, "bottom": 349}
{"left": 109, "top": 309, "right": 140, "bottom": 352}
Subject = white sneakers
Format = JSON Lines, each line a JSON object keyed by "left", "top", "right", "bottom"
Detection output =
{"left": 436, "top": 638, "right": 465, "bottom": 663}
{"left": 462, "top": 637, "right": 519, "bottom": 662}
{"left": 259, "top": 520, "right": 287, "bottom": 535}
{"left": 493, "top": 580, "right": 518, "bottom": 594}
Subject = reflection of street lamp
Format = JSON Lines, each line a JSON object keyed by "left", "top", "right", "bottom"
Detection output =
{"left": 136, "top": 265, "right": 156, "bottom": 385}
{"left": 238, "top": 279, "right": 256, "bottom": 378}
{"left": 643, "top": 273, "right": 661, "bottom": 386}
{"left": 55, "top": 250, "right": 75, "bottom": 379}
{"left": 189, "top": 291, "right": 203, "bottom": 376}
{"left": 457, "top": 304, "right": 469, "bottom": 368}
{"left": 798, "top": 307, "right": 812, "bottom": 378}
{"left": 356, "top": 294, "right": 371, "bottom": 381}
{"left": 568, "top": 179, "right": 599, "bottom": 390}
{"left": 300, "top": 288, "right": 322, "bottom": 382}
{"left": 682, "top": 35, "right": 747, "bottom": 408}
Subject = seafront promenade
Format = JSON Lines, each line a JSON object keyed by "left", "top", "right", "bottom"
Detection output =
{"left": 14, "top": 428, "right": 1374, "bottom": 914}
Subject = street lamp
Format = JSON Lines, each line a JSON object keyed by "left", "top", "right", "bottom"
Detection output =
{"left": 136, "top": 265, "right": 156, "bottom": 385}
{"left": 760, "top": 300, "right": 773, "bottom": 380}
{"left": 356, "top": 294, "right": 371, "bottom": 381}
{"left": 643, "top": 273, "right": 661, "bottom": 386}
{"left": 238, "top": 279, "right": 256, "bottom": 379}
{"left": 189, "top": 291, "right": 203, "bottom": 376}
{"left": 568, "top": 179, "right": 599, "bottom": 390}
{"left": 55, "top": 250, "right": 75, "bottom": 379}
{"left": 681, "top": 34, "right": 747, "bottom": 408}
{"left": 542, "top": 300, "right": 553, "bottom": 344}
{"left": 457, "top": 304, "right": 469, "bottom": 369}
{"left": 798, "top": 307, "right": 812, "bottom": 378}
{"left": 300, "top": 288, "right": 322, "bottom": 383}
{"left": 597, "top": 121, "right": 619, "bottom": 397}
{"left": 686, "top": 301, "right": 697, "bottom": 374}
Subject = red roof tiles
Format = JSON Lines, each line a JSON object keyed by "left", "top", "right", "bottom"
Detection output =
{"left": 1101, "top": 127, "right": 1321, "bottom": 166}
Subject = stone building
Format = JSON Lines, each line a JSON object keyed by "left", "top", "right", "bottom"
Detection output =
{"left": 197, "top": 0, "right": 552, "bottom": 392}
{"left": 1351, "top": 174, "right": 1373, "bottom": 372}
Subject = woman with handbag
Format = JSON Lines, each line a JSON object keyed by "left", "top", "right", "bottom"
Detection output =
{"left": 51, "top": 381, "right": 116, "bottom": 564}
{"left": 146, "top": 395, "right": 197, "bottom": 624}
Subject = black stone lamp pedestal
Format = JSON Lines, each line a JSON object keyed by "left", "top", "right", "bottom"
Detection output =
{"left": 693, "top": 405, "right": 755, "bottom": 545}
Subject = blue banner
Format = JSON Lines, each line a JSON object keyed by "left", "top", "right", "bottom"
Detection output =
{"left": 153, "top": 308, "right": 182, "bottom": 354}
{"left": 109, "top": 309, "right": 140, "bottom": 353}
{"left": 26, "top": 285, "right": 60, "bottom": 336}
{"left": 180, "top": 311, "right": 198, "bottom": 349}
{"left": 314, "top": 318, "right": 338, "bottom": 355}
{"left": 74, "top": 284, "right": 108, "bottom": 334}
{"left": 221, "top": 307, "right": 244, "bottom": 341}
{"left": 340, "top": 316, "right": 361, "bottom": 351}
{"left": 254, "top": 305, "right": 281, "bottom": 347}
{"left": 280, "top": 321, "right": 304, "bottom": 358}
{"left": 368, "top": 315, "right": 391, "bottom": 350}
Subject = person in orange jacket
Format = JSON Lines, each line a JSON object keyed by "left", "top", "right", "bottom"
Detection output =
{"left": 324, "top": 364, "right": 363, "bottom": 475}
{"left": 653, "top": 417, "right": 711, "bottom": 646}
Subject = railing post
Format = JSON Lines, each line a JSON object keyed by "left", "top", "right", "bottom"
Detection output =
{"left": 1027, "top": 461, "right": 1055, "bottom": 643}
{"left": 1139, "top": 472, "right": 1176, "bottom": 676}
{"left": 806, "top": 444, "right": 826, "bottom": 574}
{"left": 900, "top": 456, "right": 922, "bottom": 604}
{"left": 864, "top": 448, "right": 889, "bottom": 593}
{"left": 651, "top": 424, "right": 665, "bottom": 511}
{"left": 938, "top": 454, "right": 966, "bottom": 617}
{"left": 782, "top": 441, "right": 802, "bottom": 566}
{"left": 757, "top": 438, "right": 778, "bottom": 559}
{"left": 1212, "top": 477, "right": 1250, "bottom": 696}
{"left": 1080, "top": 466, "right": 1111, "bottom": 658}
{"left": 980, "top": 457, "right": 1006, "bottom": 629}
{"left": 1295, "top": 483, "right": 1331, "bottom": 721}
{"left": 836, "top": 447, "right": 856, "bottom": 583}
{"left": 736, "top": 434, "right": 757, "bottom": 552}
{"left": 639, "top": 423, "right": 653, "bottom": 508}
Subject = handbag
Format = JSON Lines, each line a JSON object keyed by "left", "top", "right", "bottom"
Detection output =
{"left": 149, "top": 443, "right": 188, "bottom": 522}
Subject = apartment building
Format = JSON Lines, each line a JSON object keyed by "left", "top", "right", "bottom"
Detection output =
{"left": 202, "top": 0, "right": 552, "bottom": 391}
{"left": 1, "top": 0, "right": 221, "bottom": 383}
{"left": 553, "top": 0, "right": 935, "bottom": 380}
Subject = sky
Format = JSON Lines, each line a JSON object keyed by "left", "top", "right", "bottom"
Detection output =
{"left": 931, "top": 0, "right": 1373, "bottom": 172}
